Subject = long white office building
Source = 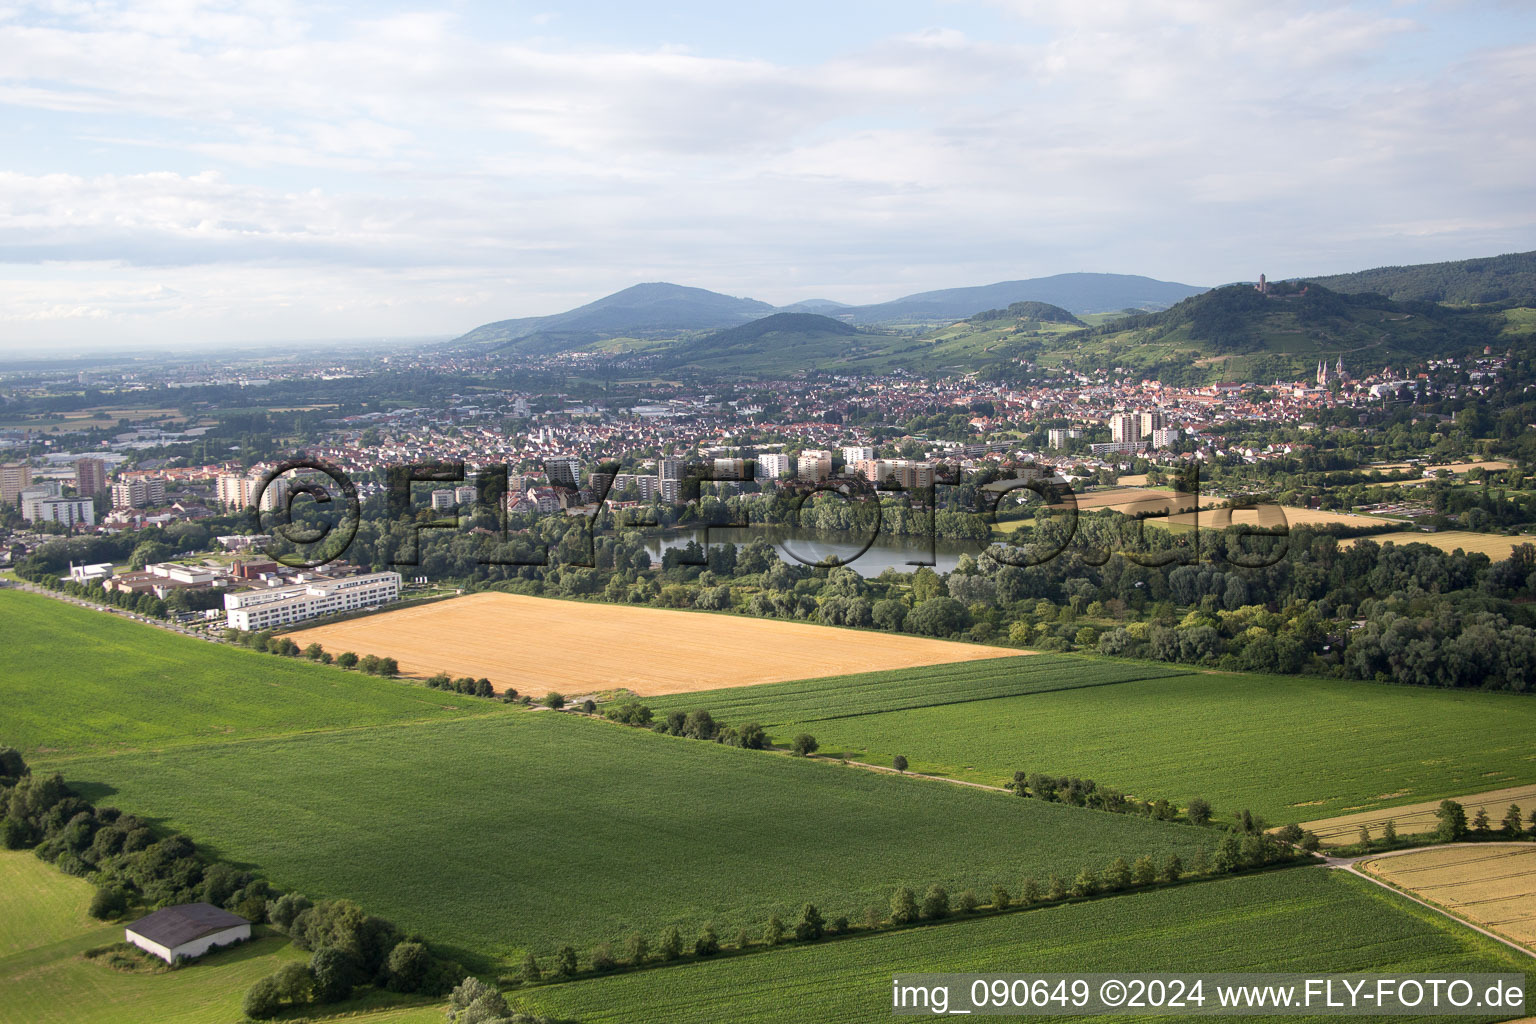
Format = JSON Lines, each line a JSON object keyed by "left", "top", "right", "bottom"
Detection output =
{"left": 224, "top": 571, "right": 402, "bottom": 630}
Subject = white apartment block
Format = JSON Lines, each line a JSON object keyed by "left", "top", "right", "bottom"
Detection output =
{"left": 756, "top": 453, "right": 793, "bottom": 479}
{"left": 841, "top": 445, "right": 875, "bottom": 464}
{"left": 28, "top": 495, "right": 95, "bottom": 526}
{"left": 224, "top": 571, "right": 402, "bottom": 630}
{"left": 216, "top": 473, "right": 257, "bottom": 509}
{"left": 215, "top": 472, "right": 290, "bottom": 512}
{"left": 112, "top": 477, "right": 167, "bottom": 509}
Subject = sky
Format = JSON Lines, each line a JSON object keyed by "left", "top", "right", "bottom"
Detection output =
{"left": 0, "top": 0, "right": 1533, "bottom": 351}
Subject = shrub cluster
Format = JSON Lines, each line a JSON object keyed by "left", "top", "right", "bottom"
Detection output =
{"left": 607, "top": 704, "right": 776, "bottom": 751}
{"left": 0, "top": 751, "right": 271, "bottom": 923}
{"left": 445, "top": 976, "right": 551, "bottom": 1024}
{"left": 426, "top": 672, "right": 496, "bottom": 698}
{"left": 243, "top": 897, "right": 465, "bottom": 1018}
{"left": 1004, "top": 770, "right": 1191, "bottom": 822}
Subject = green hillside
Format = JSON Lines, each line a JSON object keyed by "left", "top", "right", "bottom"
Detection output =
{"left": 0, "top": 588, "right": 489, "bottom": 758}
{"left": 662, "top": 313, "right": 884, "bottom": 370}
{"left": 1027, "top": 282, "right": 1504, "bottom": 384}
{"left": 1304, "top": 249, "right": 1536, "bottom": 305}
{"left": 587, "top": 279, "right": 1514, "bottom": 380}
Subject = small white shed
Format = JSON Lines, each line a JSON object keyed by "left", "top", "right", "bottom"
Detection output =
{"left": 124, "top": 903, "right": 250, "bottom": 963}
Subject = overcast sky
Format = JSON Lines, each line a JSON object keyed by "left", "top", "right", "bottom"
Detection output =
{"left": 1, "top": 0, "right": 1533, "bottom": 350}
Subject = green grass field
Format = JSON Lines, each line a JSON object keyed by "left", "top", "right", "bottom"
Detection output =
{"left": 0, "top": 588, "right": 495, "bottom": 758}
{"left": 48, "top": 712, "right": 1210, "bottom": 967}
{"left": 0, "top": 851, "right": 441, "bottom": 1024}
{"left": 650, "top": 667, "right": 1536, "bottom": 822}
{"left": 526, "top": 870, "right": 1534, "bottom": 1024}
{"left": 642, "top": 656, "right": 1182, "bottom": 725}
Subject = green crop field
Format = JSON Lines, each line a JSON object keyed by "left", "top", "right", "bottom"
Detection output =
{"left": 47, "top": 712, "right": 1210, "bottom": 967}
{"left": 0, "top": 851, "right": 439, "bottom": 1024}
{"left": 643, "top": 656, "right": 1182, "bottom": 725}
{"left": 527, "top": 870, "right": 1534, "bottom": 1024}
{"left": 654, "top": 667, "right": 1536, "bottom": 822}
{"left": 0, "top": 588, "right": 494, "bottom": 758}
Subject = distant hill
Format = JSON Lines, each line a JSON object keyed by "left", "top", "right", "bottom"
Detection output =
{"left": 967, "top": 301, "right": 1085, "bottom": 326}
{"left": 841, "top": 273, "right": 1206, "bottom": 322}
{"left": 1300, "top": 250, "right": 1536, "bottom": 306}
{"left": 778, "top": 298, "right": 851, "bottom": 313}
{"left": 453, "top": 283, "right": 776, "bottom": 352}
{"left": 662, "top": 313, "right": 872, "bottom": 370}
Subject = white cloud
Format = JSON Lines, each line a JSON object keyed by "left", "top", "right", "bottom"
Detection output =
{"left": 0, "top": 0, "right": 1531, "bottom": 347}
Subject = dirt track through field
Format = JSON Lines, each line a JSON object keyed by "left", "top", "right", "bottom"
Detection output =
{"left": 289, "top": 592, "right": 1024, "bottom": 697}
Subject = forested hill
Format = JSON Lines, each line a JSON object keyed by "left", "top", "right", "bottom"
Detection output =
{"left": 454, "top": 283, "right": 776, "bottom": 353}
{"left": 968, "top": 301, "right": 1085, "bottom": 326}
{"left": 661, "top": 313, "right": 871, "bottom": 371}
{"left": 1300, "top": 250, "right": 1536, "bottom": 306}
{"left": 1022, "top": 282, "right": 1510, "bottom": 386}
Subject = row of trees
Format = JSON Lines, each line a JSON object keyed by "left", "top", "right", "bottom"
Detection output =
{"left": 425, "top": 672, "right": 496, "bottom": 698}
{"left": 223, "top": 631, "right": 401, "bottom": 676}
{"left": 521, "top": 836, "right": 1297, "bottom": 985}
{"left": 1004, "top": 770, "right": 1202, "bottom": 822}
{"left": 1432, "top": 799, "right": 1536, "bottom": 844}
{"left": 602, "top": 702, "right": 815, "bottom": 754}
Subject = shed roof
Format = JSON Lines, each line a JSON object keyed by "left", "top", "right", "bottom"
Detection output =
{"left": 126, "top": 903, "right": 247, "bottom": 949}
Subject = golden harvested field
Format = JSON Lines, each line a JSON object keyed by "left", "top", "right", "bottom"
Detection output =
{"left": 1162, "top": 506, "right": 1381, "bottom": 529}
{"left": 1298, "top": 784, "right": 1536, "bottom": 847}
{"left": 1063, "top": 487, "right": 1220, "bottom": 514}
{"left": 1349, "top": 531, "right": 1534, "bottom": 559}
{"left": 289, "top": 592, "right": 1022, "bottom": 697}
{"left": 1362, "top": 844, "right": 1536, "bottom": 950}
{"left": 1358, "top": 461, "right": 1510, "bottom": 475}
